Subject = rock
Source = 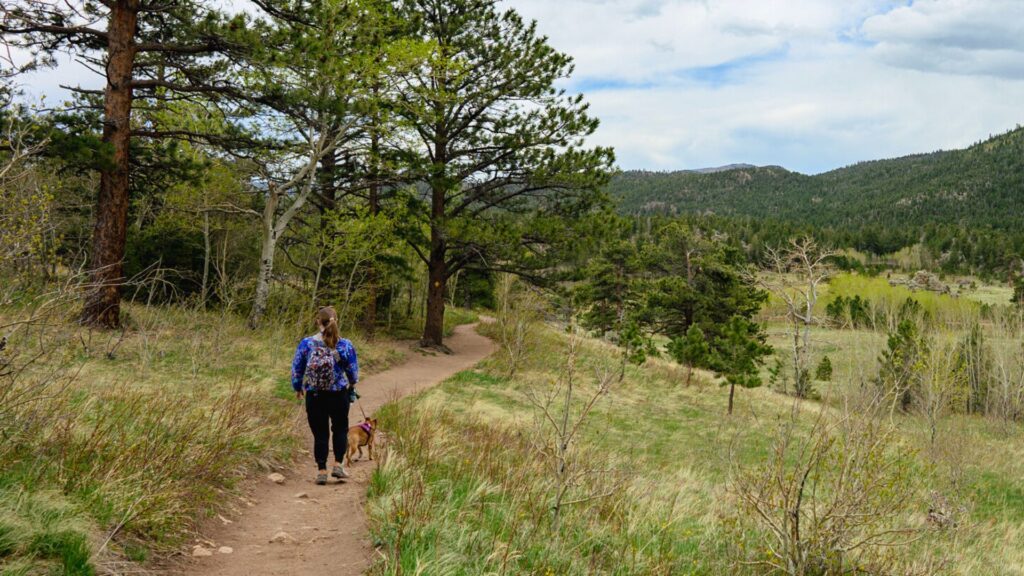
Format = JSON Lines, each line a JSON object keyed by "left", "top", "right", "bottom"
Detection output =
{"left": 192, "top": 546, "right": 213, "bottom": 557}
{"left": 268, "top": 473, "right": 286, "bottom": 484}
{"left": 218, "top": 546, "right": 234, "bottom": 554}
{"left": 294, "top": 492, "right": 308, "bottom": 499}
{"left": 909, "top": 270, "right": 949, "bottom": 294}
{"left": 269, "top": 531, "right": 295, "bottom": 544}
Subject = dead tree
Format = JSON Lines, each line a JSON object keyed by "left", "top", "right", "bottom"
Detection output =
{"left": 523, "top": 327, "right": 616, "bottom": 533}
{"left": 761, "top": 238, "right": 836, "bottom": 398}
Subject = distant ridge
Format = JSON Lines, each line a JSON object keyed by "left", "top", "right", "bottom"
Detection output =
{"left": 607, "top": 126, "right": 1024, "bottom": 234}
{"left": 689, "top": 163, "right": 757, "bottom": 174}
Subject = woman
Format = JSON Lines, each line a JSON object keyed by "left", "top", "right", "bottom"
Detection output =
{"left": 290, "top": 306, "right": 359, "bottom": 485}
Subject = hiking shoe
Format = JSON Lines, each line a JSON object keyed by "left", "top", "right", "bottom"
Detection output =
{"left": 315, "top": 471, "right": 328, "bottom": 485}
{"left": 331, "top": 465, "right": 349, "bottom": 480}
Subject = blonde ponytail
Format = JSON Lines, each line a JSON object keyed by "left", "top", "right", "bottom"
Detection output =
{"left": 317, "top": 306, "right": 340, "bottom": 348}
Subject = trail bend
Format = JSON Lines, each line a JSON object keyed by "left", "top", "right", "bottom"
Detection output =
{"left": 177, "top": 322, "right": 495, "bottom": 576}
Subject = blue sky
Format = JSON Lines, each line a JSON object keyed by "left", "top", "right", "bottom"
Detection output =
{"left": 8, "top": 0, "right": 1024, "bottom": 174}
{"left": 505, "top": 0, "right": 1024, "bottom": 173}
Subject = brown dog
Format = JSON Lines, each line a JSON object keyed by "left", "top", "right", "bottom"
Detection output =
{"left": 346, "top": 417, "right": 378, "bottom": 466}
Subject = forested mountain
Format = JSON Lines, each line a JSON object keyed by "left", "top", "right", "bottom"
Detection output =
{"left": 612, "top": 126, "right": 1024, "bottom": 228}
{"left": 609, "top": 126, "right": 1024, "bottom": 274}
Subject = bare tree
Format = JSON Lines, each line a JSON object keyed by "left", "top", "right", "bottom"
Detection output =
{"left": 494, "top": 274, "right": 546, "bottom": 377}
{"left": 0, "top": 96, "right": 52, "bottom": 297}
{"left": 730, "top": 396, "right": 935, "bottom": 575}
{"left": 918, "top": 340, "right": 966, "bottom": 453}
{"left": 523, "top": 327, "right": 616, "bottom": 532}
{"left": 761, "top": 238, "right": 836, "bottom": 398}
{"left": 246, "top": 126, "right": 342, "bottom": 328}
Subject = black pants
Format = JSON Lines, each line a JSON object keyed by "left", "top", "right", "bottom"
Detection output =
{"left": 305, "top": 390, "right": 349, "bottom": 470}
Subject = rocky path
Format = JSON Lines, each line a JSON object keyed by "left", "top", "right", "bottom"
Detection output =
{"left": 178, "top": 323, "right": 495, "bottom": 576}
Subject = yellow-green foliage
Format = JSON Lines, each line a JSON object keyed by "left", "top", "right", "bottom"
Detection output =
{"left": 761, "top": 272, "right": 985, "bottom": 327}
{"left": 826, "top": 273, "right": 977, "bottom": 322}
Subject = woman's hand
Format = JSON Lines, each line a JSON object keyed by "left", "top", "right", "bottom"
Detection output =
{"left": 295, "top": 390, "right": 304, "bottom": 400}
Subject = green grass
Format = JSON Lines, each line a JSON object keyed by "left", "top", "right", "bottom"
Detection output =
{"left": 0, "top": 300, "right": 405, "bottom": 574}
{"left": 0, "top": 489, "right": 94, "bottom": 576}
{"left": 367, "top": 319, "right": 1024, "bottom": 575}
{"left": 962, "top": 283, "right": 1014, "bottom": 306}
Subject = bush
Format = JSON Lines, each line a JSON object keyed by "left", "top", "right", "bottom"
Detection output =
{"left": 124, "top": 220, "right": 205, "bottom": 302}
{"left": 730, "top": 403, "right": 930, "bottom": 575}
{"left": 815, "top": 355, "right": 833, "bottom": 382}
{"left": 494, "top": 275, "right": 545, "bottom": 377}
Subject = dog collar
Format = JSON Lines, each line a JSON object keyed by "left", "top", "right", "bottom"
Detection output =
{"left": 359, "top": 422, "right": 373, "bottom": 433}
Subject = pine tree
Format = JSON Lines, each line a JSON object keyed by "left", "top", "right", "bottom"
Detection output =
{"left": 2, "top": 0, "right": 258, "bottom": 327}
{"left": 667, "top": 324, "right": 711, "bottom": 386}
{"left": 712, "top": 316, "right": 772, "bottom": 415}
{"left": 815, "top": 355, "right": 833, "bottom": 382}
{"left": 391, "top": 0, "right": 613, "bottom": 348}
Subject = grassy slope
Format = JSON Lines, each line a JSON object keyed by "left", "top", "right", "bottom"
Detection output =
{"left": 367, "top": 323, "right": 1024, "bottom": 575}
{"left": 0, "top": 303, "right": 408, "bottom": 575}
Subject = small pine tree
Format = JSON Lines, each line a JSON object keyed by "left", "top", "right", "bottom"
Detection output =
{"left": 768, "top": 357, "right": 788, "bottom": 393}
{"left": 1013, "top": 277, "right": 1024, "bottom": 307}
{"left": 815, "top": 355, "right": 833, "bottom": 382}
{"left": 825, "top": 297, "right": 847, "bottom": 327}
{"left": 667, "top": 324, "right": 711, "bottom": 386}
{"left": 849, "top": 295, "right": 871, "bottom": 328}
{"left": 712, "top": 316, "right": 772, "bottom": 415}
{"left": 875, "top": 319, "right": 929, "bottom": 412}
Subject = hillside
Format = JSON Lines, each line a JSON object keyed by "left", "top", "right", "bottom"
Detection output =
{"left": 610, "top": 126, "right": 1024, "bottom": 233}
{"left": 365, "top": 320, "right": 1024, "bottom": 575}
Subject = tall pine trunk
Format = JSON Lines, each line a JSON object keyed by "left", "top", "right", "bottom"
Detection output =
{"left": 421, "top": 131, "right": 448, "bottom": 348}
{"left": 316, "top": 150, "right": 338, "bottom": 295}
{"left": 421, "top": 236, "right": 447, "bottom": 348}
{"left": 421, "top": 180, "right": 447, "bottom": 347}
{"left": 81, "top": 2, "right": 137, "bottom": 328}
{"left": 362, "top": 125, "right": 381, "bottom": 336}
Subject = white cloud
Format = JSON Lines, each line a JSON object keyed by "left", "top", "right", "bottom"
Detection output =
{"left": 504, "top": 0, "right": 1024, "bottom": 173}
{"left": 862, "top": 0, "right": 1024, "bottom": 78}
{"left": 8, "top": 1, "right": 1023, "bottom": 174}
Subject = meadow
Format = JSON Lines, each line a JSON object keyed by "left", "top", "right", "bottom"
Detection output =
{"left": 365, "top": 277, "right": 1024, "bottom": 576}
{"left": 0, "top": 297, "right": 417, "bottom": 576}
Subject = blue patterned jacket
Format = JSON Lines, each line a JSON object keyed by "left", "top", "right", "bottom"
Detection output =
{"left": 290, "top": 335, "right": 359, "bottom": 392}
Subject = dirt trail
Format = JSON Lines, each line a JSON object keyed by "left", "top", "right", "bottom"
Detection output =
{"left": 178, "top": 323, "right": 495, "bottom": 576}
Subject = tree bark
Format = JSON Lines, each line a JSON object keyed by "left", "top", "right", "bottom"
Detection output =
{"left": 362, "top": 127, "right": 381, "bottom": 336}
{"left": 80, "top": 1, "right": 138, "bottom": 329}
{"left": 728, "top": 382, "right": 736, "bottom": 415}
{"left": 250, "top": 188, "right": 279, "bottom": 329}
{"left": 316, "top": 149, "right": 338, "bottom": 292}
{"left": 201, "top": 209, "right": 210, "bottom": 308}
{"left": 421, "top": 238, "right": 447, "bottom": 348}
{"left": 421, "top": 120, "right": 448, "bottom": 347}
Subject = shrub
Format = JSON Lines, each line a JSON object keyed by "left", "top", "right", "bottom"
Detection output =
{"left": 815, "top": 356, "right": 833, "bottom": 382}
{"left": 730, "top": 402, "right": 930, "bottom": 575}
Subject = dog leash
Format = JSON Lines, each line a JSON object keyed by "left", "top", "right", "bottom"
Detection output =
{"left": 356, "top": 396, "right": 368, "bottom": 421}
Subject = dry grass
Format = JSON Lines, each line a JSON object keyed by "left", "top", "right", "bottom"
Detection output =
{"left": 367, "top": 316, "right": 1024, "bottom": 575}
{"left": 0, "top": 297, "right": 404, "bottom": 575}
